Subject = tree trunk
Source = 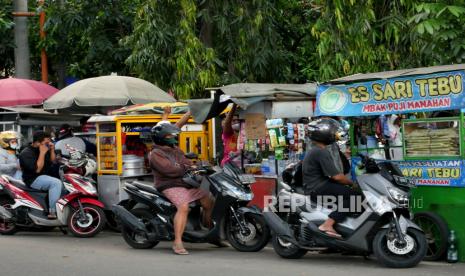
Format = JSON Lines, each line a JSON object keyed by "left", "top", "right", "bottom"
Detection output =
{"left": 199, "top": 0, "right": 213, "bottom": 48}
{"left": 56, "top": 0, "right": 66, "bottom": 88}
{"left": 13, "top": 0, "right": 31, "bottom": 79}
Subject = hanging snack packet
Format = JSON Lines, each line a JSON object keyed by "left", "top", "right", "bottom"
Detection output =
{"left": 269, "top": 129, "right": 279, "bottom": 149}
{"left": 287, "top": 123, "right": 294, "bottom": 139}
{"left": 297, "top": 124, "right": 305, "bottom": 141}
{"left": 275, "top": 148, "right": 284, "bottom": 160}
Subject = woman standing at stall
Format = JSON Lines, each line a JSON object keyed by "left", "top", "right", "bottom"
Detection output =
{"left": 0, "top": 131, "right": 22, "bottom": 179}
{"left": 221, "top": 104, "right": 241, "bottom": 167}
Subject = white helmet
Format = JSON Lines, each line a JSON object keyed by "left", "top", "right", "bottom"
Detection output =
{"left": 84, "top": 158, "right": 97, "bottom": 176}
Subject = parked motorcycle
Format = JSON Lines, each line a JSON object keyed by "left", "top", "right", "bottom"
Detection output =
{"left": 0, "top": 146, "right": 106, "bottom": 237}
{"left": 113, "top": 161, "right": 270, "bottom": 252}
{"left": 263, "top": 154, "right": 427, "bottom": 268}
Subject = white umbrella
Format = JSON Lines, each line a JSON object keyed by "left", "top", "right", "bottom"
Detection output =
{"left": 44, "top": 76, "right": 175, "bottom": 113}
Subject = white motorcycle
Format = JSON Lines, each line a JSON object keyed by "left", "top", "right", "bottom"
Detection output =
{"left": 263, "top": 154, "right": 427, "bottom": 268}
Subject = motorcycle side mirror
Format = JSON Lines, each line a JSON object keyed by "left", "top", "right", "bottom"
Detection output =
{"left": 185, "top": 152, "right": 198, "bottom": 159}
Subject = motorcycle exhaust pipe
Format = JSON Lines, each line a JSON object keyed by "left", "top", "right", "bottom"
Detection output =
{"left": 112, "top": 205, "right": 148, "bottom": 233}
{"left": 262, "top": 211, "right": 299, "bottom": 245}
{"left": 0, "top": 205, "right": 13, "bottom": 221}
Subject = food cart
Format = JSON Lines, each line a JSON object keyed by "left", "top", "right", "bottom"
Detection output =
{"left": 189, "top": 83, "right": 317, "bottom": 209}
{"left": 315, "top": 64, "right": 465, "bottom": 262}
{"left": 88, "top": 104, "right": 213, "bottom": 211}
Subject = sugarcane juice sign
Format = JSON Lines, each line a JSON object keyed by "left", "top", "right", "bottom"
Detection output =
{"left": 316, "top": 71, "right": 465, "bottom": 116}
{"left": 395, "top": 160, "right": 465, "bottom": 187}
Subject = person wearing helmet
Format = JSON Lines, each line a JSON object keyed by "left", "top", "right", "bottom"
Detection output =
{"left": 149, "top": 123, "right": 213, "bottom": 255}
{"left": 303, "top": 118, "right": 359, "bottom": 238}
{"left": 0, "top": 131, "right": 22, "bottom": 179}
{"left": 55, "top": 124, "right": 86, "bottom": 157}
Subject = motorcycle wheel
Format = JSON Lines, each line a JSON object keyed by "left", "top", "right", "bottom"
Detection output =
{"left": 121, "top": 208, "right": 159, "bottom": 249}
{"left": 0, "top": 197, "right": 17, "bottom": 235}
{"left": 413, "top": 211, "right": 449, "bottom": 261}
{"left": 67, "top": 204, "right": 106, "bottom": 238}
{"left": 271, "top": 234, "right": 307, "bottom": 259}
{"left": 226, "top": 213, "right": 270, "bottom": 252}
{"left": 373, "top": 228, "right": 427, "bottom": 268}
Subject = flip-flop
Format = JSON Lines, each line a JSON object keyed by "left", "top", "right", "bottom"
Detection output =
{"left": 318, "top": 229, "right": 342, "bottom": 239}
{"left": 172, "top": 244, "right": 189, "bottom": 255}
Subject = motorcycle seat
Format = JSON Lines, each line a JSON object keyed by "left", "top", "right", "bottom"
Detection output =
{"left": 2, "top": 175, "right": 47, "bottom": 194}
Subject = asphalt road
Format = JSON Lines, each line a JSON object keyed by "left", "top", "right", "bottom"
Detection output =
{"left": 0, "top": 231, "right": 464, "bottom": 276}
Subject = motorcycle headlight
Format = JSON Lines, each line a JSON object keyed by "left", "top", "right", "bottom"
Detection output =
{"left": 220, "top": 181, "right": 253, "bottom": 201}
{"left": 388, "top": 187, "right": 409, "bottom": 206}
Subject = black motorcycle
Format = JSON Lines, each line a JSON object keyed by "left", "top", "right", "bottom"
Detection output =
{"left": 112, "top": 162, "right": 270, "bottom": 252}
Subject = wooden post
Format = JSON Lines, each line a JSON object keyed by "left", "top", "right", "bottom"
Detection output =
{"left": 38, "top": 0, "right": 48, "bottom": 83}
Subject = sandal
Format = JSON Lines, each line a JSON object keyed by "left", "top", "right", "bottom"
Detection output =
{"left": 318, "top": 227, "right": 342, "bottom": 239}
{"left": 172, "top": 244, "right": 189, "bottom": 255}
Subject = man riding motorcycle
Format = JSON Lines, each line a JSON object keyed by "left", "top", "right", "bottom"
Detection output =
{"left": 302, "top": 118, "right": 360, "bottom": 238}
{"left": 149, "top": 123, "right": 214, "bottom": 255}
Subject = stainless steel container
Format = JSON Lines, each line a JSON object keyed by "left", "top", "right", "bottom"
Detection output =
{"left": 122, "top": 155, "right": 146, "bottom": 176}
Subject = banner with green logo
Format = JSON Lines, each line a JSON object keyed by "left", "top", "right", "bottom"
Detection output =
{"left": 315, "top": 71, "right": 465, "bottom": 116}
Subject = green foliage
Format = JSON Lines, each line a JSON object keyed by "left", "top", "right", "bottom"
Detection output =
{"left": 3, "top": 0, "right": 465, "bottom": 97}
{"left": 124, "top": 0, "right": 290, "bottom": 98}
{"left": 42, "top": 0, "right": 140, "bottom": 81}
{"left": 0, "top": 1, "right": 15, "bottom": 76}
{"left": 310, "top": 0, "right": 417, "bottom": 81}
{"left": 409, "top": 1, "right": 465, "bottom": 64}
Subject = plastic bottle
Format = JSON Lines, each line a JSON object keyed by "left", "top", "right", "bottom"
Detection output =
{"left": 261, "top": 159, "right": 270, "bottom": 175}
{"left": 268, "top": 156, "right": 276, "bottom": 176}
{"left": 447, "top": 230, "right": 459, "bottom": 263}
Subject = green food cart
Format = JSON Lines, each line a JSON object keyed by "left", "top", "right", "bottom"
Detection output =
{"left": 315, "top": 64, "right": 465, "bottom": 262}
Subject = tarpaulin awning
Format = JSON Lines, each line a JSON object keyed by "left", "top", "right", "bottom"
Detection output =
{"left": 188, "top": 83, "right": 317, "bottom": 123}
{"left": 326, "top": 64, "right": 465, "bottom": 85}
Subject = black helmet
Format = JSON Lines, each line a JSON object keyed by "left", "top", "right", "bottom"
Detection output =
{"left": 308, "top": 118, "right": 342, "bottom": 145}
{"left": 151, "top": 123, "right": 180, "bottom": 146}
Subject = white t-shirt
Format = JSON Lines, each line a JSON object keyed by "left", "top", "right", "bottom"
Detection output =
{"left": 55, "top": 137, "right": 86, "bottom": 156}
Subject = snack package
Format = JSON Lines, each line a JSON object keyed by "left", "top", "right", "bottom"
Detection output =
{"left": 275, "top": 148, "right": 284, "bottom": 160}
{"left": 287, "top": 123, "right": 294, "bottom": 139}
{"left": 269, "top": 129, "right": 279, "bottom": 149}
{"left": 297, "top": 124, "right": 305, "bottom": 140}
{"left": 266, "top": 119, "right": 284, "bottom": 129}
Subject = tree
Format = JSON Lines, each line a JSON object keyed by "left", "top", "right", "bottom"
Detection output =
{"left": 41, "top": 0, "right": 140, "bottom": 87}
{"left": 408, "top": 1, "right": 465, "bottom": 65}
{"left": 308, "top": 0, "right": 419, "bottom": 81}
{"left": 0, "top": 0, "right": 15, "bottom": 77}
{"left": 124, "top": 0, "right": 291, "bottom": 99}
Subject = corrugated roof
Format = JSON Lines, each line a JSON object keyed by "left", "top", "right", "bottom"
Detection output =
{"left": 0, "top": 107, "right": 54, "bottom": 115}
{"left": 327, "top": 64, "right": 465, "bottom": 84}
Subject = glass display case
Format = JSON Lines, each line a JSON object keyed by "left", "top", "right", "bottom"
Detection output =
{"left": 403, "top": 117, "right": 462, "bottom": 160}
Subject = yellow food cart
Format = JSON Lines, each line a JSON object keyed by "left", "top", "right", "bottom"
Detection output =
{"left": 88, "top": 105, "right": 214, "bottom": 210}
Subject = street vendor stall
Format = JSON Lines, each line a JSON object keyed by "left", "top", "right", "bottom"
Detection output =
{"left": 315, "top": 64, "right": 465, "bottom": 262}
{"left": 188, "top": 83, "right": 317, "bottom": 209}
{"left": 88, "top": 103, "right": 213, "bottom": 211}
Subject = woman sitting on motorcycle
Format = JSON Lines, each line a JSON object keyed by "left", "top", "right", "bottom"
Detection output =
{"left": 0, "top": 131, "right": 22, "bottom": 179}
{"left": 303, "top": 118, "right": 360, "bottom": 238}
{"left": 149, "top": 124, "right": 214, "bottom": 255}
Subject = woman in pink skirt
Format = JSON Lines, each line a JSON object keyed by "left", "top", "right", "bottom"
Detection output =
{"left": 149, "top": 124, "right": 213, "bottom": 255}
